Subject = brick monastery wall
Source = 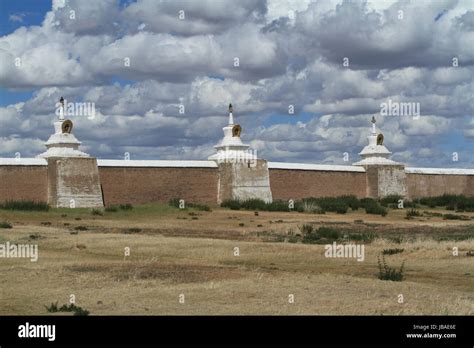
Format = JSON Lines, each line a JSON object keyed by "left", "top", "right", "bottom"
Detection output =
{"left": 0, "top": 165, "right": 48, "bottom": 203}
{"left": 1, "top": 161, "right": 474, "bottom": 205}
{"left": 98, "top": 166, "right": 219, "bottom": 205}
{"left": 268, "top": 168, "right": 367, "bottom": 200}
{"left": 406, "top": 173, "right": 474, "bottom": 199}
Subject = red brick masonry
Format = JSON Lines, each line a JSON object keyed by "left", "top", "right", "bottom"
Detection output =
{"left": 0, "top": 165, "right": 48, "bottom": 202}
{"left": 1, "top": 163, "right": 473, "bottom": 205}
{"left": 406, "top": 173, "right": 474, "bottom": 199}
{"left": 98, "top": 166, "right": 219, "bottom": 205}
{"left": 269, "top": 169, "right": 367, "bottom": 199}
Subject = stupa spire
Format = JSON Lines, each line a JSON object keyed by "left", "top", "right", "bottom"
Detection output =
{"left": 228, "top": 103, "right": 234, "bottom": 125}
{"left": 59, "top": 96, "right": 65, "bottom": 121}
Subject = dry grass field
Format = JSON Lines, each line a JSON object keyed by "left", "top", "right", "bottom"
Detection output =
{"left": 0, "top": 203, "right": 473, "bottom": 315}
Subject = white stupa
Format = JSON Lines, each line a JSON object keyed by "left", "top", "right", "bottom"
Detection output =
{"left": 38, "top": 97, "right": 89, "bottom": 158}
{"left": 353, "top": 116, "right": 399, "bottom": 166}
{"left": 208, "top": 104, "right": 256, "bottom": 162}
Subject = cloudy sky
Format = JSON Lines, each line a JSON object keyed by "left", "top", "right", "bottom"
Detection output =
{"left": 0, "top": 0, "right": 473, "bottom": 167}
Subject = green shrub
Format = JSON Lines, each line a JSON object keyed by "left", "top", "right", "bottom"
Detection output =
{"left": 230, "top": 199, "right": 290, "bottom": 212}
{"left": 169, "top": 199, "right": 211, "bottom": 211}
{"left": 347, "top": 232, "right": 377, "bottom": 243}
{"left": 302, "top": 197, "right": 348, "bottom": 214}
{"left": 340, "top": 195, "right": 360, "bottom": 210}
{"left": 74, "top": 226, "right": 88, "bottom": 231}
{"left": 91, "top": 208, "right": 104, "bottom": 215}
{"left": 220, "top": 196, "right": 364, "bottom": 214}
{"left": 319, "top": 198, "right": 348, "bottom": 214}
{"left": 387, "top": 235, "right": 404, "bottom": 244}
{"left": 379, "top": 195, "right": 403, "bottom": 207}
{"left": 333, "top": 203, "right": 349, "bottom": 214}
{"left": 168, "top": 198, "right": 182, "bottom": 208}
{"left": 422, "top": 210, "right": 443, "bottom": 217}
{"left": 379, "top": 195, "right": 416, "bottom": 209}
{"left": 265, "top": 200, "right": 291, "bottom": 212}
{"left": 221, "top": 199, "right": 288, "bottom": 212}
{"left": 125, "top": 228, "right": 142, "bottom": 234}
{"left": 456, "top": 200, "right": 466, "bottom": 211}
{"left": 417, "top": 194, "right": 474, "bottom": 211}
{"left": 101, "top": 204, "right": 133, "bottom": 212}
{"left": 295, "top": 200, "right": 324, "bottom": 213}
{"left": 218, "top": 195, "right": 413, "bottom": 216}
{"left": 317, "top": 227, "right": 341, "bottom": 240}
{"left": 406, "top": 209, "right": 422, "bottom": 219}
{"left": 220, "top": 199, "right": 241, "bottom": 210}
{"left": 377, "top": 255, "right": 405, "bottom": 281}
{"left": 240, "top": 198, "right": 267, "bottom": 211}
{"left": 359, "top": 197, "right": 375, "bottom": 207}
{"left": 403, "top": 200, "right": 417, "bottom": 208}
{"left": 45, "top": 302, "right": 89, "bottom": 316}
{"left": 300, "top": 225, "right": 341, "bottom": 244}
{"left": 382, "top": 248, "right": 404, "bottom": 255}
{"left": 29, "top": 233, "right": 42, "bottom": 240}
{"left": 301, "top": 232, "right": 320, "bottom": 244}
{"left": 0, "top": 221, "right": 12, "bottom": 229}
{"left": 119, "top": 203, "right": 133, "bottom": 210}
{"left": 0, "top": 200, "right": 49, "bottom": 211}
{"left": 298, "top": 224, "right": 314, "bottom": 235}
{"left": 288, "top": 235, "right": 299, "bottom": 243}
{"left": 379, "top": 195, "right": 417, "bottom": 209}
{"left": 456, "top": 199, "right": 474, "bottom": 212}
{"left": 362, "top": 199, "right": 387, "bottom": 216}
{"left": 443, "top": 213, "right": 470, "bottom": 221}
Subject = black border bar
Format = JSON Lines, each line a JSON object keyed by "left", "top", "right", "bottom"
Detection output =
{"left": 0, "top": 315, "right": 472, "bottom": 346}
